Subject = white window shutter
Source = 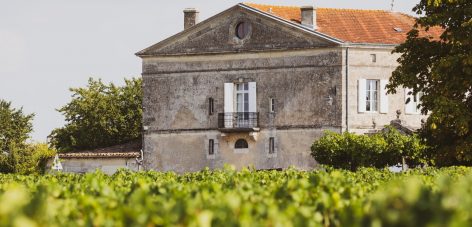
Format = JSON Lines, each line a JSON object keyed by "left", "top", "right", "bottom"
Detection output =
{"left": 224, "top": 83, "right": 234, "bottom": 113}
{"left": 380, "top": 80, "right": 389, "bottom": 113}
{"left": 248, "top": 82, "right": 257, "bottom": 112}
{"left": 224, "top": 83, "right": 234, "bottom": 128}
{"left": 405, "top": 88, "right": 415, "bottom": 114}
{"left": 358, "top": 79, "right": 366, "bottom": 113}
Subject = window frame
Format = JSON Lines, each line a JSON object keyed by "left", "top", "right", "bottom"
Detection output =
{"left": 208, "top": 139, "right": 214, "bottom": 155}
{"left": 235, "top": 139, "right": 248, "bottom": 149}
{"left": 209, "top": 98, "right": 214, "bottom": 115}
{"left": 365, "top": 79, "right": 379, "bottom": 112}
{"left": 269, "top": 137, "right": 275, "bottom": 154}
{"left": 270, "top": 98, "right": 275, "bottom": 113}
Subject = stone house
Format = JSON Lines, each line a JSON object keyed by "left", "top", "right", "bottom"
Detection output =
{"left": 136, "top": 3, "right": 441, "bottom": 172}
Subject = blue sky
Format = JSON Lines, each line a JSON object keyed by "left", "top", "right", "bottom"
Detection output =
{"left": 0, "top": 0, "right": 418, "bottom": 141}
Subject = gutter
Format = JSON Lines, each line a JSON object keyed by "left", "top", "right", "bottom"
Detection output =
{"left": 345, "top": 47, "right": 349, "bottom": 132}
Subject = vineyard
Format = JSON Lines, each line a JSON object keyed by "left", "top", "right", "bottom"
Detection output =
{"left": 1, "top": 167, "right": 472, "bottom": 227}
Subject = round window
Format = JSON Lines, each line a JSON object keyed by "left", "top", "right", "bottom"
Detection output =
{"left": 235, "top": 22, "right": 250, "bottom": 39}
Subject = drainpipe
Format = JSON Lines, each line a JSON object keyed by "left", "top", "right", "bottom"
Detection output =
{"left": 345, "top": 47, "right": 350, "bottom": 132}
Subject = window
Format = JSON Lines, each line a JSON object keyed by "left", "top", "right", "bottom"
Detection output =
{"left": 269, "top": 137, "right": 275, "bottom": 154}
{"left": 208, "top": 139, "right": 214, "bottom": 155}
{"left": 270, "top": 98, "right": 275, "bottom": 112}
{"left": 235, "top": 139, "right": 248, "bottom": 149}
{"left": 236, "top": 83, "right": 249, "bottom": 113}
{"left": 209, "top": 98, "right": 214, "bottom": 115}
{"left": 235, "top": 22, "right": 250, "bottom": 39}
{"left": 223, "top": 82, "right": 257, "bottom": 128}
{"left": 370, "top": 54, "right": 377, "bottom": 63}
{"left": 366, "top": 80, "right": 379, "bottom": 112}
{"left": 405, "top": 90, "right": 424, "bottom": 114}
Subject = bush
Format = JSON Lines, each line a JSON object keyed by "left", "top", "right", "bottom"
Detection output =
{"left": 311, "top": 127, "right": 428, "bottom": 170}
{"left": 0, "top": 143, "right": 56, "bottom": 174}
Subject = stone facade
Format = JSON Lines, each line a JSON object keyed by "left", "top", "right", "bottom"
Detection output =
{"left": 136, "top": 4, "right": 426, "bottom": 172}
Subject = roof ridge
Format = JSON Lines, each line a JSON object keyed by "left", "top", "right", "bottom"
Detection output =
{"left": 243, "top": 2, "right": 393, "bottom": 13}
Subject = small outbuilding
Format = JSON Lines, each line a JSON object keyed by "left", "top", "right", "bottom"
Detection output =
{"left": 46, "top": 141, "right": 142, "bottom": 174}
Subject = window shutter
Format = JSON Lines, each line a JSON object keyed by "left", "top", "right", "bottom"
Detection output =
{"left": 224, "top": 83, "right": 234, "bottom": 113}
{"left": 248, "top": 82, "right": 257, "bottom": 112}
{"left": 380, "top": 80, "right": 389, "bottom": 113}
{"left": 405, "top": 88, "right": 415, "bottom": 114}
{"left": 224, "top": 83, "right": 234, "bottom": 128}
{"left": 358, "top": 79, "right": 366, "bottom": 113}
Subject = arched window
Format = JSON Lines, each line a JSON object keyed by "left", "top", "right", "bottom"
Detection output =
{"left": 235, "top": 139, "right": 248, "bottom": 149}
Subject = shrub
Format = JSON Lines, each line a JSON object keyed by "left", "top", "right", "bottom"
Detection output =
{"left": 0, "top": 143, "right": 56, "bottom": 174}
{"left": 311, "top": 127, "right": 428, "bottom": 170}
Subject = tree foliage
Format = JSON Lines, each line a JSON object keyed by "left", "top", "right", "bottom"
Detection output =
{"left": 0, "top": 143, "right": 56, "bottom": 174}
{"left": 387, "top": 0, "right": 472, "bottom": 166}
{"left": 0, "top": 100, "right": 53, "bottom": 174}
{"left": 311, "top": 127, "right": 428, "bottom": 170}
{"left": 0, "top": 100, "right": 34, "bottom": 154}
{"left": 48, "top": 77, "right": 142, "bottom": 152}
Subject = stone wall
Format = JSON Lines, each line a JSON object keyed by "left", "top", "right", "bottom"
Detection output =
{"left": 142, "top": 48, "right": 343, "bottom": 171}
{"left": 46, "top": 158, "right": 140, "bottom": 175}
{"left": 344, "top": 47, "right": 426, "bottom": 134}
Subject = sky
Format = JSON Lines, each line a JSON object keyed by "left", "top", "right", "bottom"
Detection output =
{"left": 0, "top": 0, "right": 419, "bottom": 142}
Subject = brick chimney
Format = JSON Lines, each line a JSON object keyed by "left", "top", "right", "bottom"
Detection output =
{"left": 183, "top": 8, "right": 199, "bottom": 30}
{"left": 300, "top": 6, "right": 317, "bottom": 30}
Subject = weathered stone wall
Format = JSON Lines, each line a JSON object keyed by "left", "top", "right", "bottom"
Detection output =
{"left": 344, "top": 47, "right": 426, "bottom": 134}
{"left": 142, "top": 48, "right": 343, "bottom": 171}
{"left": 46, "top": 158, "right": 140, "bottom": 175}
{"left": 145, "top": 128, "right": 336, "bottom": 173}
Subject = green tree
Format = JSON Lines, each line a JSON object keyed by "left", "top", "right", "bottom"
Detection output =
{"left": 0, "top": 100, "right": 52, "bottom": 174}
{"left": 0, "top": 100, "right": 34, "bottom": 154}
{"left": 0, "top": 143, "right": 56, "bottom": 174}
{"left": 49, "top": 77, "right": 142, "bottom": 152}
{"left": 386, "top": 0, "right": 472, "bottom": 166}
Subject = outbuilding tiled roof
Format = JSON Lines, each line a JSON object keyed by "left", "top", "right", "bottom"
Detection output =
{"left": 244, "top": 3, "right": 443, "bottom": 44}
{"left": 58, "top": 140, "right": 141, "bottom": 159}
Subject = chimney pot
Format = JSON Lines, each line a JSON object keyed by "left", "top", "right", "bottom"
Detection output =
{"left": 300, "top": 6, "right": 317, "bottom": 30}
{"left": 183, "top": 8, "right": 199, "bottom": 30}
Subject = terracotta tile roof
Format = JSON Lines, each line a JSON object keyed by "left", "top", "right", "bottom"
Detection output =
{"left": 244, "top": 3, "right": 443, "bottom": 44}
{"left": 58, "top": 140, "right": 141, "bottom": 159}
{"left": 58, "top": 152, "right": 140, "bottom": 159}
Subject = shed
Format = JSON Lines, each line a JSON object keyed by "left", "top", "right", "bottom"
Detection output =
{"left": 47, "top": 141, "right": 142, "bottom": 174}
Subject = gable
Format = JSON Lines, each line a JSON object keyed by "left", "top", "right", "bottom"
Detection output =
{"left": 136, "top": 5, "right": 340, "bottom": 57}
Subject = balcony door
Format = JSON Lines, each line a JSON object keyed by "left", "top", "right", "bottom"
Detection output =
{"left": 223, "top": 81, "right": 257, "bottom": 129}
{"left": 236, "top": 83, "right": 250, "bottom": 127}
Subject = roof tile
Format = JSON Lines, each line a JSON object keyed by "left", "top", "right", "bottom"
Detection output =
{"left": 244, "top": 3, "right": 443, "bottom": 44}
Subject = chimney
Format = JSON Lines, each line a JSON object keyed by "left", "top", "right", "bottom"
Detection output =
{"left": 183, "top": 8, "right": 199, "bottom": 30}
{"left": 300, "top": 6, "right": 317, "bottom": 30}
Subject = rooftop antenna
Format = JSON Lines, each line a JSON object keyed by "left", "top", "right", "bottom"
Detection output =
{"left": 390, "top": 0, "right": 395, "bottom": 11}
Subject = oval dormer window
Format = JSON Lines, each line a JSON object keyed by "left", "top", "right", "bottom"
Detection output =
{"left": 235, "top": 22, "right": 250, "bottom": 39}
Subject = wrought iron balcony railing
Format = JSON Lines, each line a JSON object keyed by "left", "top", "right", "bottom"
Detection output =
{"left": 218, "top": 112, "right": 259, "bottom": 130}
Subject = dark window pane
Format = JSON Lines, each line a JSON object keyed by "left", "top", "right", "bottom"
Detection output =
{"left": 235, "top": 139, "right": 248, "bottom": 149}
{"left": 236, "top": 22, "right": 249, "bottom": 39}
{"left": 209, "top": 139, "right": 214, "bottom": 155}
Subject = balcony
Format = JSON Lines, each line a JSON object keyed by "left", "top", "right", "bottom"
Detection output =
{"left": 218, "top": 112, "right": 259, "bottom": 132}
